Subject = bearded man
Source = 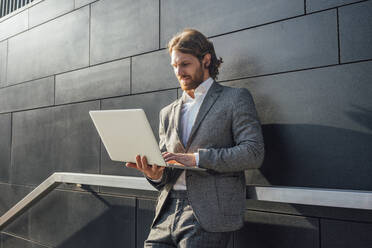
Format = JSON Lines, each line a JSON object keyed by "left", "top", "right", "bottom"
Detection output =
{"left": 126, "top": 28, "right": 265, "bottom": 248}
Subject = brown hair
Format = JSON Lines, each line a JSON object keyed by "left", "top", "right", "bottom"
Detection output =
{"left": 167, "top": 29, "right": 223, "bottom": 80}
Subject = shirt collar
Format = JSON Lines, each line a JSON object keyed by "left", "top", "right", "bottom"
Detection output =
{"left": 182, "top": 77, "right": 214, "bottom": 103}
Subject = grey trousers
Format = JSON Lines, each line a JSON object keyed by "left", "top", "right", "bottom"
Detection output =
{"left": 144, "top": 191, "right": 232, "bottom": 248}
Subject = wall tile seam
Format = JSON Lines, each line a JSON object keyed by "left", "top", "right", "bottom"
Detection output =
{"left": 8, "top": 113, "right": 12, "bottom": 185}
{"left": 1, "top": 231, "right": 51, "bottom": 248}
{"left": 75, "top": 0, "right": 100, "bottom": 10}
{"left": 4, "top": 50, "right": 372, "bottom": 92}
{"left": 306, "top": 0, "right": 370, "bottom": 14}
{"left": 1, "top": 5, "right": 353, "bottom": 84}
{"left": 158, "top": 0, "right": 161, "bottom": 50}
{"left": 0, "top": 75, "right": 53, "bottom": 90}
{"left": 245, "top": 207, "right": 372, "bottom": 224}
{"left": 88, "top": 3, "right": 91, "bottom": 66}
{"left": 159, "top": 6, "right": 343, "bottom": 49}
{"left": 245, "top": 208, "right": 319, "bottom": 219}
{"left": 1, "top": 57, "right": 372, "bottom": 115}
{"left": 5, "top": 39, "right": 8, "bottom": 84}
{"left": 336, "top": 8, "right": 341, "bottom": 64}
{"left": 0, "top": 86, "right": 179, "bottom": 115}
{"left": 0, "top": 1, "right": 335, "bottom": 49}
{"left": 217, "top": 58, "right": 372, "bottom": 84}
{"left": 0, "top": 181, "right": 35, "bottom": 190}
{"left": 89, "top": 48, "right": 164, "bottom": 68}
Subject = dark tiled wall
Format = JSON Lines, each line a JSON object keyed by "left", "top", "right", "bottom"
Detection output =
{"left": 0, "top": 0, "right": 371, "bottom": 247}
{"left": 223, "top": 61, "right": 372, "bottom": 190}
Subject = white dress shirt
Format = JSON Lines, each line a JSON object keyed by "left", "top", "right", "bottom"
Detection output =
{"left": 172, "top": 77, "right": 214, "bottom": 190}
{"left": 150, "top": 77, "right": 214, "bottom": 188}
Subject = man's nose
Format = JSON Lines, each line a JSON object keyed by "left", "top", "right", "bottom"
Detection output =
{"left": 175, "top": 67, "right": 183, "bottom": 77}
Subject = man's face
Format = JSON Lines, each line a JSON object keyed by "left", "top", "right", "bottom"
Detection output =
{"left": 171, "top": 50, "right": 205, "bottom": 91}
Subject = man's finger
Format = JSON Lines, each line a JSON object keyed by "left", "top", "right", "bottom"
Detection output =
{"left": 162, "top": 152, "right": 175, "bottom": 159}
{"left": 164, "top": 155, "right": 176, "bottom": 162}
{"left": 136, "top": 155, "right": 143, "bottom": 170}
{"left": 151, "top": 164, "right": 158, "bottom": 173}
{"left": 142, "top": 156, "right": 150, "bottom": 171}
{"left": 126, "top": 162, "right": 137, "bottom": 168}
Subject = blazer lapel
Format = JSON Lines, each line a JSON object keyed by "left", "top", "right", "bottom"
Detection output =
{"left": 170, "top": 97, "right": 186, "bottom": 152}
{"left": 186, "top": 81, "right": 223, "bottom": 149}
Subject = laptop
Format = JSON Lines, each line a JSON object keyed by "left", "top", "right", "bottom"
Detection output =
{"left": 89, "top": 109, "right": 205, "bottom": 171}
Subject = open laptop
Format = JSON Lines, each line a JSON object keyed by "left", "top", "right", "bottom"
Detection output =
{"left": 89, "top": 109, "right": 205, "bottom": 171}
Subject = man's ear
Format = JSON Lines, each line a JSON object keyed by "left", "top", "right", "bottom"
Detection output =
{"left": 203, "top": 53, "right": 211, "bottom": 67}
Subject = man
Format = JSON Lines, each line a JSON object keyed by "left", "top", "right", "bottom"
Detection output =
{"left": 126, "top": 29, "right": 264, "bottom": 248}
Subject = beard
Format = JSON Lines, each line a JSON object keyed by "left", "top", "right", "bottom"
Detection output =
{"left": 179, "top": 63, "right": 205, "bottom": 91}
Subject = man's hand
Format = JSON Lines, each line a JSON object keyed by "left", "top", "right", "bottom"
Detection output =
{"left": 162, "top": 152, "right": 196, "bottom": 167}
{"left": 125, "top": 155, "right": 164, "bottom": 180}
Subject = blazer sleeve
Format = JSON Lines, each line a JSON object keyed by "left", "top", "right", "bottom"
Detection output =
{"left": 198, "top": 88, "right": 265, "bottom": 173}
{"left": 146, "top": 109, "right": 172, "bottom": 190}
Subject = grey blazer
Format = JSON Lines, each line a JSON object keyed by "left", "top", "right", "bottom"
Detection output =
{"left": 147, "top": 81, "right": 265, "bottom": 232}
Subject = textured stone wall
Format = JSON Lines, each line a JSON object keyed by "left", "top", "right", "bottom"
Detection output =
{"left": 0, "top": 0, "right": 371, "bottom": 247}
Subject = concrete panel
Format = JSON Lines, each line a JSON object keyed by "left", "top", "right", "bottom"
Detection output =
{"left": 0, "top": 41, "right": 6, "bottom": 85}
{"left": 132, "top": 49, "right": 178, "bottom": 94}
{"left": 137, "top": 199, "right": 156, "bottom": 248}
{"left": 213, "top": 10, "right": 338, "bottom": 81}
{"left": 339, "top": 1, "right": 372, "bottom": 62}
{"left": 90, "top": 0, "right": 159, "bottom": 64}
{"left": 161, "top": 0, "right": 304, "bottom": 47}
{"left": 29, "top": 0, "right": 75, "bottom": 28}
{"left": 307, "top": 0, "right": 362, "bottom": 13}
{"left": 11, "top": 101, "right": 100, "bottom": 186}
{"left": 56, "top": 59, "right": 130, "bottom": 104}
{"left": 75, "top": 0, "right": 97, "bottom": 9}
{"left": 0, "top": 77, "right": 54, "bottom": 113}
{"left": 0, "top": 10, "right": 28, "bottom": 41}
{"left": 7, "top": 6, "right": 89, "bottom": 85}
{"left": 235, "top": 211, "right": 319, "bottom": 248}
{"left": 100, "top": 90, "right": 177, "bottom": 181}
{"left": 29, "top": 190, "right": 136, "bottom": 248}
{"left": 224, "top": 60, "right": 372, "bottom": 190}
{"left": 0, "top": 113, "right": 11, "bottom": 183}
{"left": 0, "top": 184, "right": 32, "bottom": 238}
{"left": 321, "top": 219, "right": 372, "bottom": 248}
{"left": 1, "top": 234, "right": 47, "bottom": 248}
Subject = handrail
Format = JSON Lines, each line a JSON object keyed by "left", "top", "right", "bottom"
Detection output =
{"left": 1, "top": 172, "right": 372, "bottom": 231}
{"left": 0, "top": 172, "right": 155, "bottom": 231}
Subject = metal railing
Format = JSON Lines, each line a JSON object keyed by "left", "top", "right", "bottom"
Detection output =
{"left": 0, "top": 0, "right": 33, "bottom": 19}
{"left": 1, "top": 172, "right": 372, "bottom": 231}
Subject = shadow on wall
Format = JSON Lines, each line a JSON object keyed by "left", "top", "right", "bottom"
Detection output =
{"left": 346, "top": 105, "right": 372, "bottom": 132}
{"left": 248, "top": 122, "right": 372, "bottom": 190}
